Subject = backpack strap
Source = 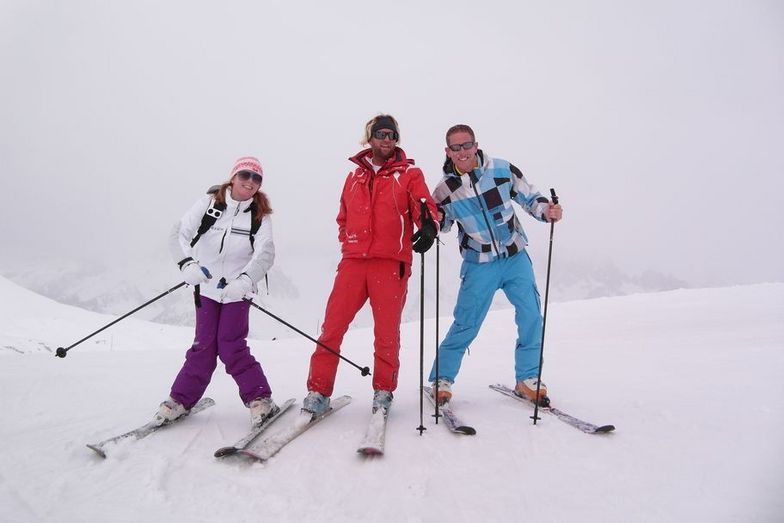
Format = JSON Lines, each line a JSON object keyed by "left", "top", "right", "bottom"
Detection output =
{"left": 247, "top": 201, "right": 262, "bottom": 250}
{"left": 190, "top": 187, "right": 226, "bottom": 248}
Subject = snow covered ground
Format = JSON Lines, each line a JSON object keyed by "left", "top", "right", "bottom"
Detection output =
{"left": 1, "top": 276, "right": 782, "bottom": 522}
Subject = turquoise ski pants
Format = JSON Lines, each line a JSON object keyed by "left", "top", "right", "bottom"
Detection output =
{"left": 429, "top": 251, "right": 543, "bottom": 384}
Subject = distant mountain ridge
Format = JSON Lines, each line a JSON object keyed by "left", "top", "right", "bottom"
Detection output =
{"left": 2, "top": 253, "right": 689, "bottom": 342}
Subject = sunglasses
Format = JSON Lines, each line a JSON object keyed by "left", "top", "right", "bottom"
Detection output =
{"left": 447, "top": 141, "right": 476, "bottom": 152}
{"left": 236, "top": 170, "right": 263, "bottom": 184}
{"left": 372, "top": 130, "right": 399, "bottom": 140}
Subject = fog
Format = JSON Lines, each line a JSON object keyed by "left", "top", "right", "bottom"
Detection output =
{"left": 2, "top": 1, "right": 782, "bottom": 310}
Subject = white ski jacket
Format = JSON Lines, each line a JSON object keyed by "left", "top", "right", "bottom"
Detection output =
{"left": 169, "top": 188, "right": 275, "bottom": 303}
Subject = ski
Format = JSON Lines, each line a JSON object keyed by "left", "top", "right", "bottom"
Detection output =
{"left": 86, "top": 397, "right": 216, "bottom": 458}
{"left": 214, "top": 398, "right": 296, "bottom": 458}
{"left": 423, "top": 386, "right": 476, "bottom": 435}
{"left": 357, "top": 407, "right": 389, "bottom": 456}
{"left": 489, "top": 384, "right": 615, "bottom": 434}
{"left": 238, "top": 395, "right": 351, "bottom": 462}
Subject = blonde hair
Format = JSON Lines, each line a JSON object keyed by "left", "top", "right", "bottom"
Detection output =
{"left": 216, "top": 181, "right": 272, "bottom": 221}
{"left": 361, "top": 114, "right": 400, "bottom": 146}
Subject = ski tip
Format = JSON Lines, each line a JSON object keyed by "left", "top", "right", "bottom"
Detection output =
{"left": 86, "top": 444, "right": 107, "bottom": 459}
{"left": 456, "top": 426, "right": 477, "bottom": 436}
{"left": 357, "top": 448, "right": 384, "bottom": 456}
{"left": 214, "top": 447, "right": 238, "bottom": 458}
{"left": 595, "top": 425, "right": 616, "bottom": 434}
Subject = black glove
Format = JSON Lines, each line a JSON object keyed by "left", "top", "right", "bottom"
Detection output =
{"left": 412, "top": 220, "right": 437, "bottom": 253}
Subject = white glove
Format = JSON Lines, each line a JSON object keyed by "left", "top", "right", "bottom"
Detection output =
{"left": 181, "top": 261, "right": 211, "bottom": 286}
{"left": 221, "top": 273, "right": 253, "bottom": 302}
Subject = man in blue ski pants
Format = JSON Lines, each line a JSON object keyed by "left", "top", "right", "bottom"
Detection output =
{"left": 428, "top": 124, "right": 562, "bottom": 406}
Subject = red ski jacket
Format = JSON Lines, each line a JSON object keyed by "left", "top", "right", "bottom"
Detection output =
{"left": 337, "top": 147, "right": 438, "bottom": 265}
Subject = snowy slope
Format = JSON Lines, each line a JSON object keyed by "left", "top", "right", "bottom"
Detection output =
{"left": 1, "top": 277, "right": 782, "bottom": 522}
{"left": 0, "top": 276, "right": 196, "bottom": 356}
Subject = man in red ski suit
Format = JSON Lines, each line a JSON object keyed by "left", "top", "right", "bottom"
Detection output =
{"left": 303, "top": 114, "right": 438, "bottom": 417}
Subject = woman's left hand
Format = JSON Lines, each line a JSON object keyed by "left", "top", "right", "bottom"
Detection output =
{"left": 221, "top": 274, "right": 253, "bottom": 301}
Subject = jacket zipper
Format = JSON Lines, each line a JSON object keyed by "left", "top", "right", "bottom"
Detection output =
{"left": 218, "top": 204, "right": 241, "bottom": 261}
{"left": 469, "top": 171, "right": 501, "bottom": 258}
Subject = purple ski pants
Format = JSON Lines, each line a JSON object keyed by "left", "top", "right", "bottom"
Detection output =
{"left": 169, "top": 297, "right": 271, "bottom": 409}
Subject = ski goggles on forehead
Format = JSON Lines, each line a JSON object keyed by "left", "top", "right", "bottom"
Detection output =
{"left": 235, "top": 170, "right": 263, "bottom": 184}
{"left": 372, "top": 130, "right": 399, "bottom": 140}
{"left": 447, "top": 141, "right": 476, "bottom": 152}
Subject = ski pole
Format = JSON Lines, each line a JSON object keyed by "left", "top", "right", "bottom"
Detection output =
{"left": 55, "top": 281, "right": 188, "bottom": 358}
{"left": 416, "top": 242, "right": 427, "bottom": 435}
{"left": 417, "top": 199, "right": 430, "bottom": 436}
{"left": 244, "top": 299, "right": 371, "bottom": 377}
{"left": 433, "top": 237, "right": 442, "bottom": 425}
{"left": 531, "top": 188, "right": 559, "bottom": 424}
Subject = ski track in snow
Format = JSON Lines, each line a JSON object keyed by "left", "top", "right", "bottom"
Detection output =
{"left": 0, "top": 278, "right": 783, "bottom": 522}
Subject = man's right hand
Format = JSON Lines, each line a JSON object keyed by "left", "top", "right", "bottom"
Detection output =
{"left": 546, "top": 203, "right": 563, "bottom": 223}
{"left": 412, "top": 220, "right": 437, "bottom": 253}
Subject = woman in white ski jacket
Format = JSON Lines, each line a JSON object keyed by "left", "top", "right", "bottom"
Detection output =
{"left": 156, "top": 156, "right": 278, "bottom": 428}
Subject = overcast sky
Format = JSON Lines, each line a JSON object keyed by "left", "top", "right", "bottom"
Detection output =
{"left": 1, "top": 0, "right": 783, "bottom": 288}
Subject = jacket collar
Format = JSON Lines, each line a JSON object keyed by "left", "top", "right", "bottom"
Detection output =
{"left": 224, "top": 187, "right": 254, "bottom": 211}
{"left": 443, "top": 150, "right": 486, "bottom": 178}
{"left": 349, "top": 146, "right": 414, "bottom": 176}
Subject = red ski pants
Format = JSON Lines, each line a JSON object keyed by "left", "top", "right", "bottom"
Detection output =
{"left": 307, "top": 258, "right": 410, "bottom": 396}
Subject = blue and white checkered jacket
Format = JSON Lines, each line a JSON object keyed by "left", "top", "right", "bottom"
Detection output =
{"left": 433, "top": 151, "right": 550, "bottom": 263}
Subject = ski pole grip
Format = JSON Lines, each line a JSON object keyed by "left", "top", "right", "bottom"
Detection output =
{"left": 550, "top": 188, "right": 559, "bottom": 205}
